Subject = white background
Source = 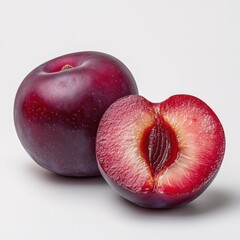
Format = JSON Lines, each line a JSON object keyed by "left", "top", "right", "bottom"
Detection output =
{"left": 1, "top": 0, "right": 239, "bottom": 239}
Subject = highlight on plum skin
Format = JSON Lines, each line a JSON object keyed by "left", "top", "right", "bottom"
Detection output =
{"left": 96, "top": 94, "right": 225, "bottom": 208}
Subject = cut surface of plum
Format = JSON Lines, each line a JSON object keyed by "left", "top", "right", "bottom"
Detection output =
{"left": 96, "top": 94, "right": 225, "bottom": 207}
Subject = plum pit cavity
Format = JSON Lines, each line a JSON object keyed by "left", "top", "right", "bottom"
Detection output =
{"left": 140, "top": 114, "right": 179, "bottom": 178}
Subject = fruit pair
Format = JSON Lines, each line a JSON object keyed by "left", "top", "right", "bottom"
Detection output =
{"left": 14, "top": 51, "right": 225, "bottom": 208}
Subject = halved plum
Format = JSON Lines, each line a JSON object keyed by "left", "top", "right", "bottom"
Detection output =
{"left": 96, "top": 95, "right": 225, "bottom": 208}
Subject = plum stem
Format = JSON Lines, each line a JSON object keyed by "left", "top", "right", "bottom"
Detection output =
{"left": 61, "top": 64, "right": 73, "bottom": 71}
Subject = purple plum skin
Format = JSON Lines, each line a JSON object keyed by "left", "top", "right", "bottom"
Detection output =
{"left": 99, "top": 167, "right": 216, "bottom": 208}
{"left": 14, "top": 51, "right": 138, "bottom": 176}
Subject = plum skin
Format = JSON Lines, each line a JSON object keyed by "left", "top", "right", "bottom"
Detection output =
{"left": 99, "top": 166, "right": 218, "bottom": 208}
{"left": 14, "top": 51, "right": 138, "bottom": 177}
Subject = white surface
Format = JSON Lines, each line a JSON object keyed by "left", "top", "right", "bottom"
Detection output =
{"left": 1, "top": 0, "right": 239, "bottom": 239}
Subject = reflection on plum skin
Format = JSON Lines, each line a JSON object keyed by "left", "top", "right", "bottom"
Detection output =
{"left": 44, "top": 171, "right": 106, "bottom": 186}
{"left": 113, "top": 187, "right": 235, "bottom": 217}
{"left": 27, "top": 162, "right": 107, "bottom": 187}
